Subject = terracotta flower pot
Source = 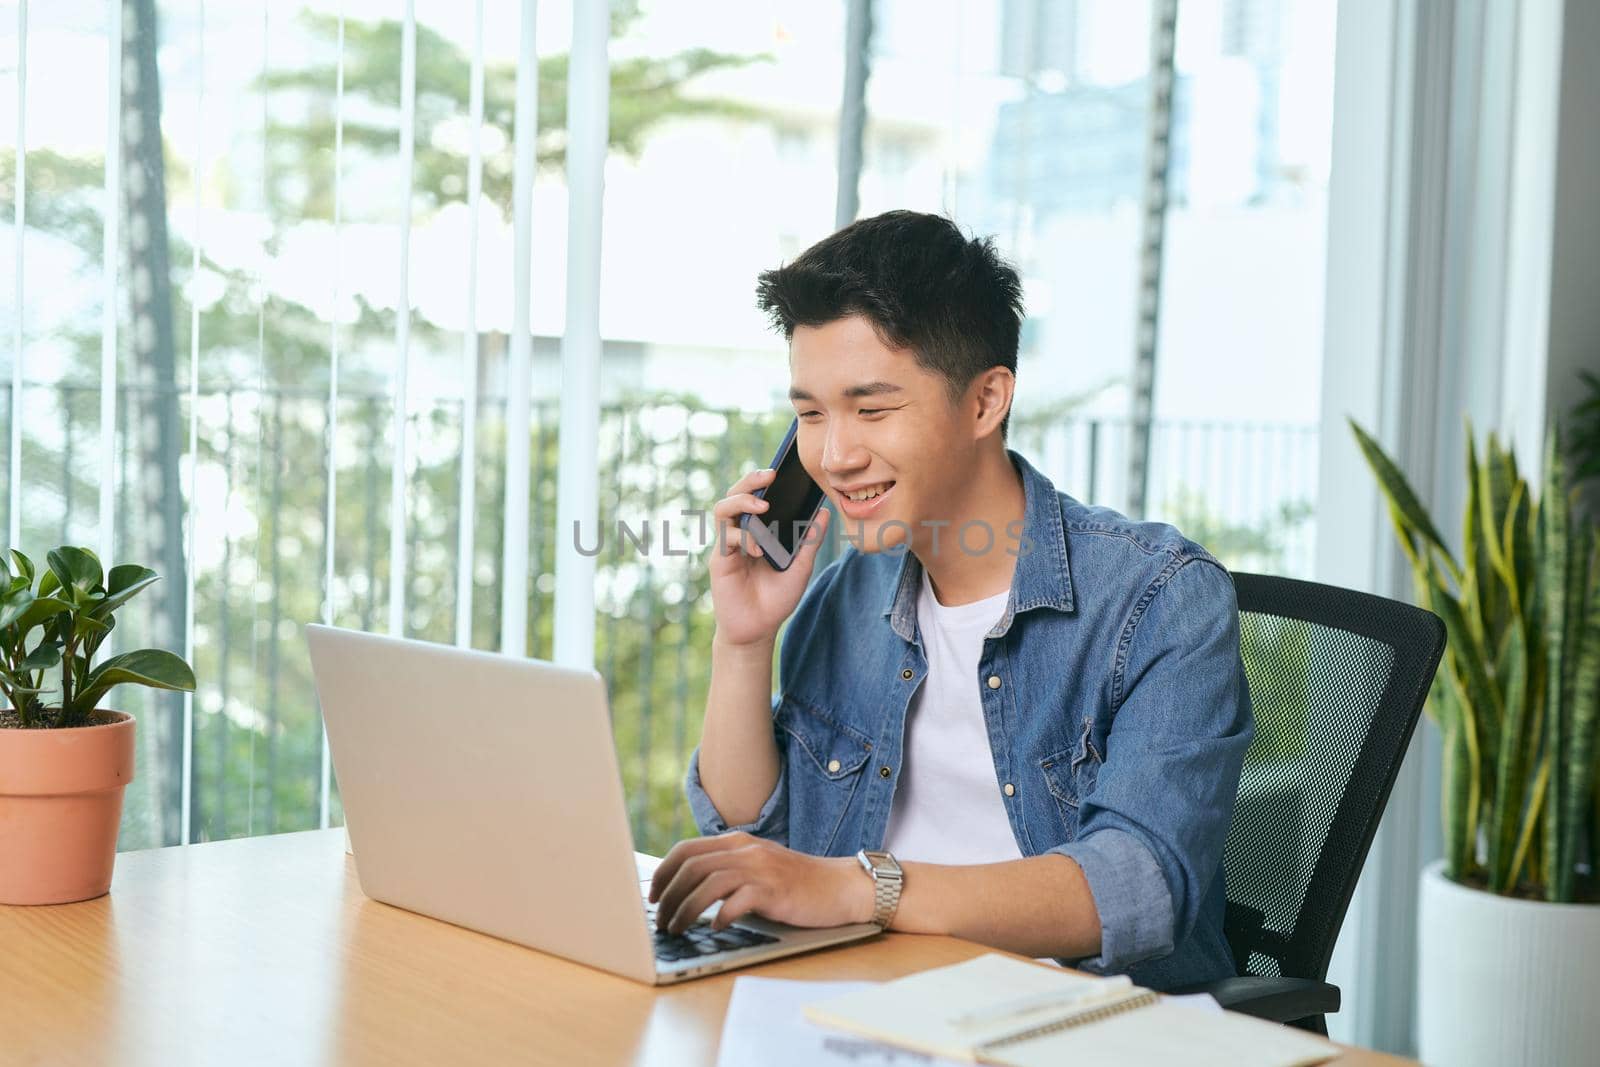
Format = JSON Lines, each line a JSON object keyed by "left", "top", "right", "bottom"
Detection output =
{"left": 0, "top": 711, "right": 135, "bottom": 905}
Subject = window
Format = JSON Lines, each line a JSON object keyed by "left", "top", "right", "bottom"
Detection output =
{"left": 863, "top": 0, "right": 1331, "bottom": 577}
{"left": 0, "top": 0, "right": 1339, "bottom": 856}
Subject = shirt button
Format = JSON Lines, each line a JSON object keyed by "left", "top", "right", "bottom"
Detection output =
{"left": 827, "top": 759, "right": 841, "bottom": 773}
{"left": 879, "top": 765, "right": 892, "bottom": 779}
{"left": 1003, "top": 783, "right": 1015, "bottom": 797}
{"left": 901, "top": 668, "right": 913, "bottom": 680}
{"left": 987, "top": 675, "right": 1002, "bottom": 689}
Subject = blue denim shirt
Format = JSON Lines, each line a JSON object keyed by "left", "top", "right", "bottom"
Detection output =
{"left": 685, "top": 450, "right": 1253, "bottom": 991}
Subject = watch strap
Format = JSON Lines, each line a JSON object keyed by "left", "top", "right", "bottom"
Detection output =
{"left": 856, "top": 849, "right": 903, "bottom": 930}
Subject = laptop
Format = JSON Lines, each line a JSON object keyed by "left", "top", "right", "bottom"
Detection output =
{"left": 304, "top": 624, "right": 881, "bottom": 984}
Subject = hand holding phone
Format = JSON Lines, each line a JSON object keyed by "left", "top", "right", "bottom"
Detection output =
{"left": 739, "top": 419, "right": 826, "bottom": 572}
{"left": 707, "top": 421, "right": 830, "bottom": 647}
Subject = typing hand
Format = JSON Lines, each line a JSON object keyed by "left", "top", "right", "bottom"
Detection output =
{"left": 647, "top": 831, "right": 873, "bottom": 935}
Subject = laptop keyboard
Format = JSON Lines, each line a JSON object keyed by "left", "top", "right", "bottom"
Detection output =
{"left": 640, "top": 892, "right": 781, "bottom": 964}
{"left": 650, "top": 920, "right": 779, "bottom": 963}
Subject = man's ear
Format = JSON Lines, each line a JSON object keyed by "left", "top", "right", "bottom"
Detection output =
{"left": 969, "top": 367, "right": 1015, "bottom": 441}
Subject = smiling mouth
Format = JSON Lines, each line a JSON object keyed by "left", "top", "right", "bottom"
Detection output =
{"left": 840, "top": 481, "right": 894, "bottom": 502}
{"left": 834, "top": 481, "right": 897, "bottom": 518}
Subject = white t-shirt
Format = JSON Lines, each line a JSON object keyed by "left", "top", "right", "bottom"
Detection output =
{"left": 882, "top": 567, "right": 1022, "bottom": 866}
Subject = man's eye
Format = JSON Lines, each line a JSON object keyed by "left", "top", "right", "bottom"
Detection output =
{"left": 860, "top": 408, "right": 886, "bottom": 417}
{"left": 797, "top": 410, "right": 822, "bottom": 420}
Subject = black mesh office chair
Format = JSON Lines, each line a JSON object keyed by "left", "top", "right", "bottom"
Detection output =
{"left": 1177, "top": 573, "right": 1445, "bottom": 1034}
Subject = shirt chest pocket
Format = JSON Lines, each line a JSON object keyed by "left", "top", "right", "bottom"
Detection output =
{"left": 776, "top": 695, "right": 875, "bottom": 855}
{"left": 1038, "top": 718, "right": 1103, "bottom": 841}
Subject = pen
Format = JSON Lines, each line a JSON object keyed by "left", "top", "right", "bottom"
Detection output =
{"left": 950, "top": 976, "right": 1134, "bottom": 1030}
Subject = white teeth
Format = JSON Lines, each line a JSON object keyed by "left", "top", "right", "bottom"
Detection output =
{"left": 845, "top": 483, "right": 891, "bottom": 502}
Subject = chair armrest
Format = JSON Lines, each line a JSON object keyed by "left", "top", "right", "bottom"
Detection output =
{"left": 1173, "top": 976, "right": 1340, "bottom": 1024}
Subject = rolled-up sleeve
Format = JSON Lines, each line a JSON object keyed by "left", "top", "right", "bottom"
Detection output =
{"left": 1050, "top": 828, "right": 1174, "bottom": 973}
{"left": 684, "top": 695, "right": 790, "bottom": 843}
{"left": 1046, "top": 557, "right": 1253, "bottom": 974}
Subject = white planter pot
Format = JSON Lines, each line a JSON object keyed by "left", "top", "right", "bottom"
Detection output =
{"left": 1417, "top": 859, "right": 1600, "bottom": 1066}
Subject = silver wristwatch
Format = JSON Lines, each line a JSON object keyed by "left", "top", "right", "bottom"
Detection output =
{"left": 855, "top": 849, "right": 904, "bottom": 930}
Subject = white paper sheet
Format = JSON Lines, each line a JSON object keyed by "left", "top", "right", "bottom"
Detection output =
{"left": 716, "top": 978, "right": 965, "bottom": 1067}
{"left": 717, "top": 976, "right": 1223, "bottom": 1067}
{"left": 1165, "top": 993, "right": 1223, "bottom": 1013}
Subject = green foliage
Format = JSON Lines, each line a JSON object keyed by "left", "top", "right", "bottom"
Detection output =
{"left": 257, "top": 11, "right": 769, "bottom": 219}
{"left": 1237, "top": 614, "right": 1313, "bottom": 764}
{"left": 1163, "top": 489, "right": 1314, "bottom": 576}
{"left": 0, "top": 6, "right": 775, "bottom": 844}
{"left": 1568, "top": 371, "right": 1600, "bottom": 485}
{"left": 591, "top": 395, "right": 794, "bottom": 848}
{"left": 1353, "top": 418, "right": 1600, "bottom": 901}
{"left": 0, "top": 547, "right": 195, "bottom": 729}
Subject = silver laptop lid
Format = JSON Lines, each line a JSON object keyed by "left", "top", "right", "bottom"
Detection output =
{"left": 305, "top": 624, "right": 656, "bottom": 982}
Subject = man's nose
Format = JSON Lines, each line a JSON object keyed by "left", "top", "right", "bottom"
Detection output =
{"left": 821, "top": 425, "right": 868, "bottom": 474}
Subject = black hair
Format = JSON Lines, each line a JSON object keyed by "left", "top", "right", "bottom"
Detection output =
{"left": 755, "top": 210, "right": 1025, "bottom": 437}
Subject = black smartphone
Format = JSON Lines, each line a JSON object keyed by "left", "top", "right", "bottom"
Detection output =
{"left": 738, "top": 418, "right": 826, "bottom": 571}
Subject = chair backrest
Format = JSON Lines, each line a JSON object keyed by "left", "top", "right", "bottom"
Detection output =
{"left": 1221, "top": 572, "right": 1445, "bottom": 982}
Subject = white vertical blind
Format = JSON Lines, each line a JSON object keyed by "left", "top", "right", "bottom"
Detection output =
{"left": 179, "top": 0, "right": 206, "bottom": 845}
{"left": 454, "top": 0, "right": 485, "bottom": 649}
{"left": 500, "top": 0, "right": 537, "bottom": 657}
{"left": 8, "top": 0, "right": 25, "bottom": 552}
{"left": 1315, "top": 0, "right": 1444, "bottom": 1050}
{"left": 319, "top": 3, "right": 347, "bottom": 831}
{"left": 98, "top": 0, "right": 122, "bottom": 566}
{"left": 552, "top": 0, "right": 607, "bottom": 671}
{"left": 247, "top": 8, "right": 267, "bottom": 839}
{"left": 387, "top": 0, "right": 417, "bottom": 639}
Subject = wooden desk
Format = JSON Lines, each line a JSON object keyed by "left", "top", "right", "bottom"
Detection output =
{"left": 1, "top": 830, "right": 1409, "bottom": 1065}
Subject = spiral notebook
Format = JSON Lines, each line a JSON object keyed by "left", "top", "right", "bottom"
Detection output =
{"left": 802, "top": 954, "right": 1341, "bottom": 1067}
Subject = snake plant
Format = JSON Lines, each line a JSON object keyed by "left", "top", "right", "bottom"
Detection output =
{"left": 1353, "top": 420, "right": 1599, "bottom": 901}
{"left": 0, "top": 546, "right": 196, "bottom": 729}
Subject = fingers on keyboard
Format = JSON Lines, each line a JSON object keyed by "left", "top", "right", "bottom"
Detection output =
{"left": 652, "top": 923, "right": 778, "bottom": 962}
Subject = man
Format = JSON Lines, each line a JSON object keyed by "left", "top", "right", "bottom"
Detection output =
{"left": 647, "top": 210, "right": 1253, "bottom": 991}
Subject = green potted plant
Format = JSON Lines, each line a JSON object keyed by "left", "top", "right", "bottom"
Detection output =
{"left": 1353, "top": 420, "right": 1600, "bottom": 1066}
{"left": 0, "top": 546, "right": 196, "bottom": 905}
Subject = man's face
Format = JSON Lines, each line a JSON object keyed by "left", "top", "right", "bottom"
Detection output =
{"left": 788, "top": 315, "right": 967, "bottom": 555}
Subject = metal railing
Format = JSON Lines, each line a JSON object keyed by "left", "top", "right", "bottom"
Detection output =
{"left": 0, "top": 381, "right": 1317, "bottom": 854}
